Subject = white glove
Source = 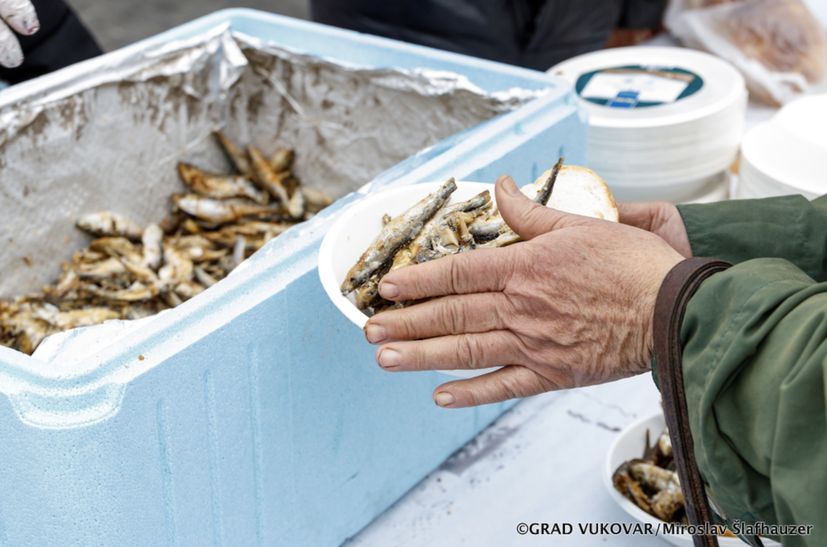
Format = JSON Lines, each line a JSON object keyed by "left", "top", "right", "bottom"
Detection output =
{"left": 0, "top": 0, "right": 39, "bottom": 68}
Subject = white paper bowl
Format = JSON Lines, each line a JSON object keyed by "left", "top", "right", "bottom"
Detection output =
{"left": 605, "top": 412, "right": 780, "bottom": 547}
{"left": 319, "top": 181, "right": 499, "bottom": 379}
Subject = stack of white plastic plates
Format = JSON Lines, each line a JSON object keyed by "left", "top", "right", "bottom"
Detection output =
{"left": 682, "top": 171, "right": 732, "bottom": 203}
{"left": 738, "top": 94, "right": 827, "bottom": 200}
{"left": 550, "top": 47, "right": 747, "bottom": 203}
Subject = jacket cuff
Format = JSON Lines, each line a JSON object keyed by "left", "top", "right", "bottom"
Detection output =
{"left": 652, "top": 258, "right": 731, "bottom": 544}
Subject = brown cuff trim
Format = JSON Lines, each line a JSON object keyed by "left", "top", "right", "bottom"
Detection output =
{"left": 654, "top": 258, "right": 731, "bottom": 547}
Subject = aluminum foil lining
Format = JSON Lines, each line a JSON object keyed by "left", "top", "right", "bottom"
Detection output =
{"left": 0, "top": 25, "right": 539, "bottom": 298}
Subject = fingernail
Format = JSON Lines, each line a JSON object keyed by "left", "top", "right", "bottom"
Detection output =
{"left": 379, "top": 281, "right": 399, "bottom": 299}
{"left": 500, "top": 176, "right": 519, "bottom": 196}
{"left": 434, "top": 391, "right": 456, "bottom": 407}
{"left": 377, "top": 347, "right": 401, "bottom": 369}
{"left": 364, "top": 323, "right": 386, "bottom": 344}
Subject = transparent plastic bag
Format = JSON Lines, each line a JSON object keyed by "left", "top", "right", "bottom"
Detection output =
{"left": 666, "top": 0, "right": 827, "bottom": 105}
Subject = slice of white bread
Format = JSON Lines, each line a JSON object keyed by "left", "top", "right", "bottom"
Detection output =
{"left": 521, "top": 165, "right": 619, "bottom": 222}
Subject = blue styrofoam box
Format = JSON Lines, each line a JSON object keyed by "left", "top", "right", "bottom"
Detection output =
{"left": 0, "top": 9, "right": 586, "bottom": 546}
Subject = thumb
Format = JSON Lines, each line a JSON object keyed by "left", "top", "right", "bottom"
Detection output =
{"left": 494, "top": 175, "right": 578, "bottom": 240}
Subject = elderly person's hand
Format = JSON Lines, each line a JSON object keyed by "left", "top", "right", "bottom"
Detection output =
{"left": 618, "top": 202, "right": 692, "bottom": 258}
{"left": 0, "top": 0, "right": 39, "bottom": 68}
{"left": 363, "top": 175, "right": 684, "bottom": 408}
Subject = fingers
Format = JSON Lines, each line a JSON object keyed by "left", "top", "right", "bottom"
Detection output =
{"left": 494, "top": 176, "right": 579, "bottom": 240}
{"left": 0, "top": 20, "right": 23, "bottom": 68}
{"left": 0, "top": 0, "right": 39, "bottom": 35}
{"left": 365, "top": 292, "right": 509, "bottom": 342}
{"left": 375, "top": 331, "right": 521, "bottom": 372}
{"left": 379, "top": 247, "right": 512, "bottom": 301}
{"left": 617, "top": 202, "right": 656, "bottom": 231}
{"left": 617, "top": 202, "right": 693, "bottom": 257}
{"left": 432, "top": 365, "right": 557, "bottom": 408}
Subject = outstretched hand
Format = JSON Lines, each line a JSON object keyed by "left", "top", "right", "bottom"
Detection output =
{"left": 363, "top": 176, "right": 684, "bottom": 408}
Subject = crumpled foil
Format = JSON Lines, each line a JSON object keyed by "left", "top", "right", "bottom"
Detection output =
{"left": 0, "top": 24, "right": 537, "bottom": 298}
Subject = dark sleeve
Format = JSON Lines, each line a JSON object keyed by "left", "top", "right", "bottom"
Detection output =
{"left": 677, "top": 195, "right": 827, "bottom": 282}
{"left": 0, "top": 0, "right": 102, "bottom": 84}
{"left": 679, "top": 258, "right": 827, "bottom": 546}
{"left": 310, "top": 0, "right": 624, "bottom": 71}
{"left": 618, "top": 0, "right": 668, "bottom": 28}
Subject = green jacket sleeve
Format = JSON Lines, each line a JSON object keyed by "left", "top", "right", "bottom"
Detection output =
{"left": 677, "top": 195, "right": 827, "bottom": 282}
{"left": 681, "top": 258, "right": 827, "bottom": 546}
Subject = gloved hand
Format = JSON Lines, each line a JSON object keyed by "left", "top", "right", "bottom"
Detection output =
{"left": 0, "top": 0, "right": 39, "bottom": 68}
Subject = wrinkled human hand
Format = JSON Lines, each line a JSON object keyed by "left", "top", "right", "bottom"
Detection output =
{"left": 363, "top": 176, "right": 684, "bottom": 408}
{"left": 618, "top": 202, "right": 692, "bottom": 258}
{"left": 0, "top": 0, "right": 39, "bottom": 68}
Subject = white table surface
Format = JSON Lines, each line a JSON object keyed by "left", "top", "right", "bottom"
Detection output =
{"left": 348, "top": 374, "right": 668, "bottom": 547}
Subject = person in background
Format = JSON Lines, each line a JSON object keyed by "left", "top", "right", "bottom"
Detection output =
{"left": 311, "top": 0, "right": 668, "bottom": 70}
{"left": 0, "top": 0, "right": 100, "bottom": 84}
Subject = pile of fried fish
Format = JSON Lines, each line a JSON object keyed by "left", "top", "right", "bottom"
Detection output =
{"left": 0, "top": 132, "right": 331, "bottom": 354}
{"left": 340, "top": 158, "right": 563, "bottom": 314}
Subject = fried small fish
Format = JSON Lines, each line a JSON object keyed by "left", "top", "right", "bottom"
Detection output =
{"left": 89, "top": 237, "right": 141, "bottom": 259}
{"left": 32, "top": 305, "right": 121, "bottom": 331}
{"left": 158, "top": 245, "right": 194, "bottom": 287}
{"left": 172, "top": 194, "right": 280, "bottom": 224}
{"left": 304, "top": 187, "right": 334, "bottom": 214}
{"left": 213, "top": 130, "right": 252, "bottom": 175}
{"left": 248, "top": 145, "right": 291, "bottom": 205}
{"left": 340, "top": 178, "right": 457, "bottom": 295}
{"left": 286, "top": 187, "right": 305, "bottom": 219}
{"left": 141, "top": 223, "right": 164, "bottom": 270}
{"left": 85, "top": 281, "right": 158, "bottom": 303}
{"left": 391, "top": 190, "right": 492, "bottom": 271}
{"left": 270, "top": 148, "right": 295, "bottom": 173}
{"left": 76, "top": 212, "right": 143, "bottom": 241}
{"left": 476, "top": 157, "right": 563, "bottom": 249}
{"left": 1, "top": 138, "right": 332, "bottom": 355}
{"left": 178, "top": 163, "right": 269, "bottom": 204}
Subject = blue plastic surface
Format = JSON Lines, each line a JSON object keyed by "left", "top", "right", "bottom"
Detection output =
{"left": 0, "top": 9, "right": 586, "bottom": 546}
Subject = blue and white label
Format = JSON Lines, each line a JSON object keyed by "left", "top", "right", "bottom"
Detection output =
{"left": 576, "top": 66, "right": 703, "bottom": 109}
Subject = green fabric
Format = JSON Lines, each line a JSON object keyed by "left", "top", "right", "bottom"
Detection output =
{"left": 672, "top": 195, "right": 827, "bottom": 545}
{"left": 681, "top": 259, "right": 827, "bottom": 546}
{"left": 677, "top": 195, "right": 827, "bottom": 281}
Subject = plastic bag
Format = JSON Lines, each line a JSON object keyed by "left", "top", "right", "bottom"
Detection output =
{"left": 666, "top": 0, "right": 827, "bottom": 105}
